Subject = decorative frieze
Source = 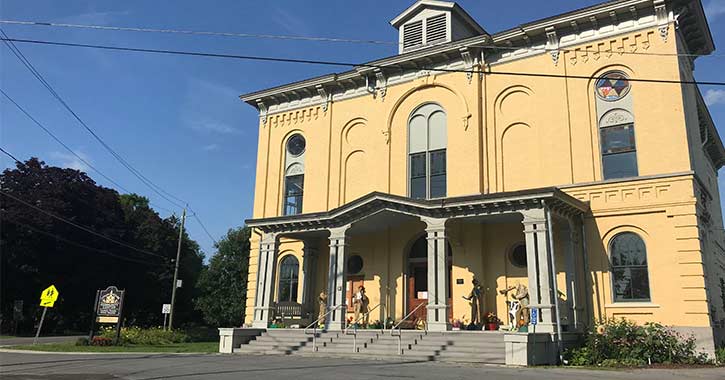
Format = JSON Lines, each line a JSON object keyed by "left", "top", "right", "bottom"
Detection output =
{"left": 267, "top": 106, "right": 323, "bottom": 128}
{"left": 566, "top": 31, "right": 654, "bottom": 66}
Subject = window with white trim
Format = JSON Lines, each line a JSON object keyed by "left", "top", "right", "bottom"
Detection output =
{"left": 595, "top": 72, "right": 638, "bottom": 180}
{"left": 609, "top": 232, "right": 650, "bottom": 302}
{"left": 408, "top": 104, "right": 446, "bottom": 199}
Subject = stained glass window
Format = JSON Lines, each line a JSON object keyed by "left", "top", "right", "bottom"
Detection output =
{"left": 610, "top": 232, "right": 650, "bottom": 302}
{"left": 596, "top": 73, "right": 631, "bottom": 101}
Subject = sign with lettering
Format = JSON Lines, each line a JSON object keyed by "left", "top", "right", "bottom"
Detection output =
{"left": 162, "top": 304, "right": 171, "bottom": 314}
{"left": 96, "top": 286, "right": 125, "bottom": 324}
{"left": 39, "top": 285, "right": 59, "bottom": 308}
{"left": 530, "top": 308, "right": 538, "bottom": 325}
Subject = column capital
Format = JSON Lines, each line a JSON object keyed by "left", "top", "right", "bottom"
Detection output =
{"left": 520, "top": 208, "right": 546, "bottom": 224}
{"left": 260, "top": 232, "right": 278, "bottom": 245}
{"left": 328, "top": 225, "right": 350, "bottom": 241}
{"left": 421, "top": 216, "right": 447, "bottom": 232}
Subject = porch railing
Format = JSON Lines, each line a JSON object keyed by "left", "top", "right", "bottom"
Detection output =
{"left": 303, "top": 304, "right": 343, "bottom": 352}
{"left": 344, "top": 303, "right": 385, "bottom": 353}
{"left": 390, "top": 302, "right": 428, "bottom": 355}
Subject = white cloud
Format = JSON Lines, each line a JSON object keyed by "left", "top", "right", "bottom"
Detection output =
{"left": 705, "top": 0, "right": 725, "bottom": 21}
{"left": 202, "top": 144, "right": 220, "bottom": 152}
{"left": 190, "top": 121, "right": 240, "bottom": 135}
{"left": 271, "top": 6, "right": 314, "bottom": 36}
{"left": 50, "top": 151, "right": 90, "bottom": 171}
{"left": 704, "top": 89, "right": 725, "bottom": 106}
{"left": 58, "top": 10, "right": 131, "bottom": 26}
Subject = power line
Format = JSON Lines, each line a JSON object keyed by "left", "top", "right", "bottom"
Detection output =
{"left": 0, "top": 190, "right": 168, "bottom": 260}
{"left": 2, "top": 36, "right": 724, "bottom": 87}
{"left": 0, "top": 89, "right": 177, "bottom": 215}
{"left": 189, "top": 211, "right": 218, "bottom": 246}
{"left": 0, "top": 146, "right": 23, "bottom": 165}
{"left": 1, "top": 19, "right": 722, "bottom": 59}
{"left": 0, "top": 29, "right": 188, "bottom": 211}
{"left": 3, "top": 213, "right": 171, "bottom": 268}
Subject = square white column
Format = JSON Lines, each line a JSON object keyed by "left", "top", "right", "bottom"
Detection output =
{"left": 252, "top": 233, "right": 278, "bottom": 329}
{"left": 300, "top": 243, "right": 318, "bottom": 314}
{"left": 422, "top": 217, "right": 449, "bottom": 332}
{"left": 326, "top": 226, "right": 350, "bottom": 330}
{"left": 521, "top": 209, "right": 556, "bottom": 333}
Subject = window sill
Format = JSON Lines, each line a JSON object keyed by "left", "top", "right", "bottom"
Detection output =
{"left": 604, "top": 303, "right": 660, "bottom": 309}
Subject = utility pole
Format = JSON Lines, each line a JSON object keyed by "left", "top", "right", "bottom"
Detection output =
{"left": 168, "top": 207, "right": 186, "bottom": 330}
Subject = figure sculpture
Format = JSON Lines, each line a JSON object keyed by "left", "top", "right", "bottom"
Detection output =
{"left": 352, "top": 285, "right": 369, "bottom": 327}
{"left": 500, "top": 283, "right": 530, "bottom": 330}
{"left": 318, "top": 291, "right": 328, "bottom": 326}
{"left": 462, "top": 279, "right": 484, "bottom": 326}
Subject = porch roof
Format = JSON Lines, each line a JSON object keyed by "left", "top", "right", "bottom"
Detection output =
{"left": 245, "top": 187, "right": 588, "bottom": 234}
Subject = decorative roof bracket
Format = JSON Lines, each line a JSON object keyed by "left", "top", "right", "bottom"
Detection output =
{"left": 256, "top": 99, "right": 268, "bottom": 124}
{"left": 545, "top": 27, "right": 560, "bottom": 66}
{"left": 459, "top": 47, "right": 475, "bottom": 84}
{"left": 315, "top": 85, "right": 329, "bottom": 112}
{"left": 654, "top": 0, "right": 669, "bottom": 42}
{"left": 374, "top": 68, "right": 387, "bottom": 101}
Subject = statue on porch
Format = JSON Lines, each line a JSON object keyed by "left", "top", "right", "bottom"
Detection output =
{"left": 352, "top": 285, "right": 369, "bottom": 327}
{"left": 318, "top": 291, "right": 328, "bottom": 327}
{"left": 462, "top": 279, "right": 484, "bottom": 326}
{"left": 500, "top": 283, "right": 530, "bottom": 330}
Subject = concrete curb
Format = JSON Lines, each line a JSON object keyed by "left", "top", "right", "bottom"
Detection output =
{"left": 0, "top": 348, "right": 219, "bottom": 356}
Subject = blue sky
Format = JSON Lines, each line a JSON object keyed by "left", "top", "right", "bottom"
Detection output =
{"left": 2, "top": 0, "right": 725, "bottom": 258}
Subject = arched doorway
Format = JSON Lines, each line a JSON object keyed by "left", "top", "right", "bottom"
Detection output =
{"left": 406, "top": 236, "right": 452, "bottom": 322}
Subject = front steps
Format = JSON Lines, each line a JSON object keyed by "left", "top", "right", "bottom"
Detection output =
{"left": 232, "top": 329, "right": 505, "bottom": 364}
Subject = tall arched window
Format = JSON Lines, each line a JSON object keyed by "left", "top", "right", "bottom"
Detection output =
{"left": 278, "top": 255, "right": 299, "bottom": 302}
{"left": 283, "top": 134, "right": 306, "bottom": 215}
{"left": 408, "top": 104, "right": 447, "bottom": 199}
{"left": 609, "top": 232, "right": 650, "bottom": 302}
{"left": 595, "top": 72, "right": 638, "bottom": 180}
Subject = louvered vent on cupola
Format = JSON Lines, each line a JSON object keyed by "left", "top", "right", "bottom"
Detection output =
{"left": 391, "top": 1, "right": 488, "bottom": 54}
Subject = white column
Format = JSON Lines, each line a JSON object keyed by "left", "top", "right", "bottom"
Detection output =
{"left": 252, "top": 233, "right": 278, "bottom": 329}
{"left": 566, "top": 217, "right": 583, "bottom": 331}
{"left": 521, "top": 209, "right": 556, "bottom": 333}
{"left": 326, "top": 226, "right": 350, "bottom": 330}
{"left": 422, "top": 217, "right": 450, "bottom": 331}
{"left": 300, "top": 243, "right": 318, "bottom": 315}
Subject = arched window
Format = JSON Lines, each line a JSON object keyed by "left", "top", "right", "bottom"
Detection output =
{"left": 595, "top": 72, "right": 638, "bottom": 180}
{"left": 408, "top": 104, "right": 447, "bottom": 199}
{"left": 283, "top": 134, "right": 306, "bottom": 215}
{"left": 278, "top": 255, "right": 299, "bottom": 302}
{"left": 609, "top": 232, "right": 650, "bottom": 302}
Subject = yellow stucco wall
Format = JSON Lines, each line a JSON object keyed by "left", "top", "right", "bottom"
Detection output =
{"left": 243, "top": 24, "right": 723, "bottom": 330}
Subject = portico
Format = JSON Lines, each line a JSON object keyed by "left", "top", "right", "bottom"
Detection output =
{"left": 246, "top": 187, "right": 588, "bottom": 333}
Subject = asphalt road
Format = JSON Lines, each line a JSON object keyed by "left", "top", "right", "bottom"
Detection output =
{"left": 1, "top": 351, "right": 723, "bottom": 380}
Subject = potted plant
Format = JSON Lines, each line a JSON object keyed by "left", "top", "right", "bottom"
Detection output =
{"left": 485, "top": 312, "right": 500, "bottom": 331}
{"left": 451, "top": 319, "right": 462, "bottom": 330}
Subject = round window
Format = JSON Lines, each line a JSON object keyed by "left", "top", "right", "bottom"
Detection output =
{"left": 509, "top": 244, "right": 527, "bottom": 268}
{"left": 347, "top": 255, "right": 363, "bottom": 274}
{"left": 286, "top": 134, "right": 306, "bottom": 156}
{"left": 595, "top": 72, "right": 631, "bottom": 101}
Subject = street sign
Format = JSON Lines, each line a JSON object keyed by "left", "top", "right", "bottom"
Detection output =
{"left": 530, "top": 308, "right": 538, "bottom": 325}
{"left": 96, "top": 286, "right": 124, "bottom": 324}
{"left": 162, "top": 304, "right": 171, "bottom": 314}
{"left": 176, "top": 280, "right": 183, "bottom": 288}
{"left": 39, "top": 285, "right": 59, "bottom": 308}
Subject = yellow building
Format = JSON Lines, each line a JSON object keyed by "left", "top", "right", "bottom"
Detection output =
{"left": 237, "top": 0, "right": 725, "bottom": 360}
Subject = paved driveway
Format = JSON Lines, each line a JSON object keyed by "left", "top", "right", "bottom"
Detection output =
{"left": 1, "top": 351, "right": 723, "bottom": 380}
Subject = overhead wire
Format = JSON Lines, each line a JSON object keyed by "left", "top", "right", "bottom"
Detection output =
{"left": 1, "top": 36, "right": 723, "bottom": 86}
{"left": 0, "top": 190, "right": 169, "bottom": 260}
{"left": 1, "top": 19, "right": 723, "bottom": 58}
{"left": 3, "top": 213, "right": 171, "bottom": 268}
{"left": 0, "top": 146, "right": 23, "bottom": 165}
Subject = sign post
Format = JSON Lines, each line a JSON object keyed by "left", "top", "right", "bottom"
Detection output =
{"left": 34, "top": 285, "right": 59, "bottom": 345}
{"left": 530, "top": 308, "right": 538, "bottom": 365}
{"left": 92, "top": 286, "right": 125, "bottom": 344}
{"left": 162, "top": 304, "right": 171, "bottom": 330}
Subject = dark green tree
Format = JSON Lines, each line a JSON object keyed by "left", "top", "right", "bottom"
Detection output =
{"left": 194, "top": 227, "right": 251, "bottom": 327}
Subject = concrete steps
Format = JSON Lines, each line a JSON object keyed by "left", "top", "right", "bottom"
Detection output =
{"left": 232, "top": 329, "right": 505, "bottom": 364}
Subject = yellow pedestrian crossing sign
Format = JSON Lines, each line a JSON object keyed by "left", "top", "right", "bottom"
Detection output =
{"left": 39, "top": 285, "right": 59, "bottom": 308}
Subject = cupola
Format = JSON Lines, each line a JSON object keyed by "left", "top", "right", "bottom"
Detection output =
{"left": 390, "top": 0, "right": 487, "bottom": 54}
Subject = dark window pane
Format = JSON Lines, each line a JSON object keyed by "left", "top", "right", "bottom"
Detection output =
{"left": 430, "top": 174, "right": 446, "bottom": 198}
{"left": 284, "top": 175, "right": 304, "bottom": 215}
{"left": 279, "top": 280, "right": 292, "bottom": 302}
{"left": 410, "top": 153, "right": 426, "bottom": 178}
{"left": 411, "top": 177, "right": 426, "bottom": 199}
{"left": 278, "top": 256, "right": 299, "bottom": 302}
{"left": 601, "top": 124, "right": 635, "bottom": 154}
{"left": 430, "top": 150, "right": 446, "bottom": 175}
{"left": 603, "top": 152, "right": 638, "bottom": 179}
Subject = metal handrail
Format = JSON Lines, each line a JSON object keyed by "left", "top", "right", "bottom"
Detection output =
{"left": 390, "top": 302, "right": 428, "bottom": 355}
{"left": 344, "top": 303, "right": 386, "bottom": 353}
{"left": 304, "top": 304, "right": 343, "bottom": 352}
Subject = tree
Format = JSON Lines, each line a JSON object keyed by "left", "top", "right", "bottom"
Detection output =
{"left": 194, "top": 227, "right": 251, "bottom": 327}
{"left": 1, "top": 158, "right": 205, "bottom": 333}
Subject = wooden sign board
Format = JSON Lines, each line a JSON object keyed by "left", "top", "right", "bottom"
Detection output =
{"left": 96, "top": 286, "right": 124, "bottom": 323}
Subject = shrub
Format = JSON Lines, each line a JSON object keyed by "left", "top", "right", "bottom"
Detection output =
{"left": 75, "top": 337, "right": 89, "bottom": 346}
{"left": 91, "top": 336, "right": 113, "bottom": 346}
{"left": 100, "top": 326, "right": 189, "bottom": 345}
{"left": 565, "top": 318, "right": 708, "bottom": 367}
{"left": 716, "top": 347, "right": 725, "bottom": 365}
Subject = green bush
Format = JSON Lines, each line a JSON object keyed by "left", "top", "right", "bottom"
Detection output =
{"left": 565, "top": 318, "right": 708, "bottom": 367}
{"left": 716, "top": 347, "right": 725, "bottom": 365}
{"left": 100, "top": 327, "right": 189, "bottom": 345}
{"left": 75, "top": 337, "right": 89, "bottom": 346}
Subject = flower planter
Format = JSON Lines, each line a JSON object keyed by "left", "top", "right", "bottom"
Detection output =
{"left": 486, "top": 323, "right": 498, "bottom": 331}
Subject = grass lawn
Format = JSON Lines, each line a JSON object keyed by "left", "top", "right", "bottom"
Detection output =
{"left": 6, "top": 341, "right": 218, "bottom": 353}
